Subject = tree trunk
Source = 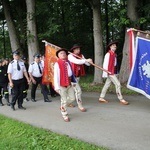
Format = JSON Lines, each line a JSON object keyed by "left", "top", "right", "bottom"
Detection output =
{"left": 2, "top": 0, "right": 20, "bottom": 52}
{"left": 26, "top": 0, "right": 39, "bottom": 63}
{"left": 119, "top": 31, "right": 130, "bottom": 83}
{"left": 119, "top": 0, "right": 140, "bottom": 83}
{"left": 127, "top": 0, "right": 139, "bottom": 28}
{"left": 88, "top": 0, "right": 104, "bottom": 84}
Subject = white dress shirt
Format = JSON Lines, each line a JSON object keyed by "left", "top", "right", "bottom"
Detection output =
{"left": 7, "top": 59, "right": 26, "bottom": 80}
{"left": 68, "top": 54, "right": 90, "bottom": 66}
{"left": 102, "top": 52, "right": 117, "bottom": 78}
{"left": 28, "top": 61, "right": 44, "bottom": 77}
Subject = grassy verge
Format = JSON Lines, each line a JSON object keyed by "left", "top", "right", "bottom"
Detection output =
{"left": 0, "top": 115, "right": 108, "bottom": 150}
{"left": 80, "top": 74, "right": 138, "bottom": 95}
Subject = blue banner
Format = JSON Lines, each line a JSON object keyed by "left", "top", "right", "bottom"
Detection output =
{"left": 127, "top": 37, "right": 150, "bottom": 99}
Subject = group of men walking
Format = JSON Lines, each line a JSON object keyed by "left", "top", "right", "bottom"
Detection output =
{"left": 54, "top": 41, "right": 129, "bottom": 122}
{"left": 0, "top": 41, "right": 129, "bottom": 122}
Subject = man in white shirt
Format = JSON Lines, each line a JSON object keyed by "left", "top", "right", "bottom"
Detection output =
{"left": 7, "top": 50, "right": 30, "bottom": 110}
{"left": 99, "top": 41, "right": 129, "bottom": 105}
{"left": 28, "top": 54, "right": 51, "bottom": 102}
{"left": 54, "top": 48, "right": 76, "bottom": 122}
{"left": 68, "top": 44, "right": 93, "bottom": 111}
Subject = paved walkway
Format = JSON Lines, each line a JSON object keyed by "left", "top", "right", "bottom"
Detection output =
{"left": 0, "top": 90, "right": 150, "bottom": 150}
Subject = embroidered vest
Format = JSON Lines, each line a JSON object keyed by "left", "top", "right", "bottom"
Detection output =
{"left": 108, "top": 50, "right": 116, "bottom": 75}
{"left": 70, "top": 54, "right": 85, "bottom": 77}
{"left": 57, "top": 59, "right": 71, "bottom": 86}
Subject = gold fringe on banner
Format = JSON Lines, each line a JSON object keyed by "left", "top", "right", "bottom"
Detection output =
{"left": 132, "top": 28, "right": 150, "bottom": 39}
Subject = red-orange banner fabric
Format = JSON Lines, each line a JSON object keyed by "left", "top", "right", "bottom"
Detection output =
{"left": 42, "top": 44, "right": 58, "bottom": 87}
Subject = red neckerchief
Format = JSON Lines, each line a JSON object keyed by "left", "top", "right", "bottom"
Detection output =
{"left": 70, "top": 54, "right": 85, "bottom": 77}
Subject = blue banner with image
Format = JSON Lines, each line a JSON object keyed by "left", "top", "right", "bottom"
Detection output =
{"left": 127, "top": 37, "right": 150, "bottom": 99}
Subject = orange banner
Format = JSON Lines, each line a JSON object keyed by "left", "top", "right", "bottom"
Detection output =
{"left": 42, "top": 44, "right": 58, "bottom": 87}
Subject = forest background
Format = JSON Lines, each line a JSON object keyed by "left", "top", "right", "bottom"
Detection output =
{"left": 0, "top": 0, "right": 149, "bottom": 84}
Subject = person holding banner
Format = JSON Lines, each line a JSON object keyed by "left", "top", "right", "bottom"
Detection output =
{"left": 99, "top": 41, "right": 129, "bottom": 105}
{"left": 68, "top": 44, "right": 93, "bottom": 112}
{"left": 54, "top": 48, "right": 77, "bottom": 122}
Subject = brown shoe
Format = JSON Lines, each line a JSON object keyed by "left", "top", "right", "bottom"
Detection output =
{"left": 78, "top": 107, "right": 86, "bottom": 112}
{"left": 99, "top": 98, "right": 109, "bottom": 103}
{"left": 68, "top": 103, "right": 75, "bottom": 107}
{"left": 63, "top": 116, "right": 70, "bottom": 122}
{"left": 120, "top": 99, "right": 129, "bottom": 105}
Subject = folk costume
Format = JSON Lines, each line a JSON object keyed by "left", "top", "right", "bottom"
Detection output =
{"left": 99, "top": 41, "right": 129, "bottom": 105}
{"left": 54, "top": 48, "right": 76, "bottom": 122}
{"left": 68, "top": 44, "right": 91, "bottom": 111}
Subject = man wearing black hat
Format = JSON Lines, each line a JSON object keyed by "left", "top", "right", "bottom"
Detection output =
{"left": 54, "top": 48, "right": 76, "bottom": 122}
{"left": 7, "top": 50, "right": 30, "bottom": 110}
{"left": 28, "top": 54, "right": 51, "bottom": 102}
{"left": 99, "top": 41, "right": 129, "bottom": 105}
{"left": 68, "top": 44, "right": 93, "bottom": 112}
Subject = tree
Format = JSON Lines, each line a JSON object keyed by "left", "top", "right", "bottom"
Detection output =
{"left": 2, "top": 0, "right": 21, "bottom": 53}
{"left": 88, "top": 0, "right": 104, "bottom": 84}
{"left": 119, "top": 0, "right": 139, "bottom": 83}
{"left": 26, "top": 0, "right": 39, "bottom": 63}
{"left": 127, "top": 0, "right": 139, "bottom": 28}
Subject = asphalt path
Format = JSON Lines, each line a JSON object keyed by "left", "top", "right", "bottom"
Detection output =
{"left": 0, "top": 90, "right": 150, "bottom": 150}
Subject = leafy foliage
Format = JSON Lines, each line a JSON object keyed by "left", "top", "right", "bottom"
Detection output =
{"left": 0, "top": 0, "right": 149, "bottom": 60}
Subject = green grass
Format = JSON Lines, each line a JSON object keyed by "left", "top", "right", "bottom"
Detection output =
{"left": 80, "top": 74, "right": 138, "bottom": 95}
{"left": 0, "top": 115, "right": 108, "bottom": 150}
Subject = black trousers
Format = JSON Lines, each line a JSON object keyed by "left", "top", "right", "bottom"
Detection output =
{"left": 0, "top": 82, "right": 9, "bottom": 99}
{"left": 31, "top": 77, "right": 48, "bottom": 100}
{"left": 49, "top": 83, "right": 57, "bottom": 96}
{"left": 23, "top": 78, "right": 29, "bottom": 99}
{"left": 11, "top": 79, "right": 24, "bottom": 107}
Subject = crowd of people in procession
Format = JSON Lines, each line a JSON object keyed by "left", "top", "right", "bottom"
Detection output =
{"left": 0, "top": 41, "right": 129, "bottom": 122}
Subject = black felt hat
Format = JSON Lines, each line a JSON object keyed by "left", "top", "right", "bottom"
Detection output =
{"left": 56, "top": 48, "right": 68, "bottom": 57}
{"left": 70, "top": 44, "right": 81, "bottom": 52}
{"left": 107, "top": 41, "right": 118, "bottom": 50}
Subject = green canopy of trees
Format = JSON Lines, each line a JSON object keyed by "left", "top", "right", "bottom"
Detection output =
{"left": 0, "top": 0, "right": 149, "bottom": 83}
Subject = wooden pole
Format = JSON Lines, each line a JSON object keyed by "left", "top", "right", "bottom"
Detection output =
{"left": 42, "top": 40, "right": 110, "bottom": 74}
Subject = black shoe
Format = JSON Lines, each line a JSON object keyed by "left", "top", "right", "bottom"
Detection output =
{"left": 31, "top": 99, "right": 36, "bottom": 102}
{"left": 18, "top": 106, "right": 26, "bottom": 110}
{"left": 44, "top": 99, "right": 52, "bottom": 102}
{"left": 0, "top": 103, "right": 4, "bottom": 106}
{"left": 7, "top": 102, "right": 10, "bottom": 106}
{"left": 51, "top": 94, "right": 57, "bottom": 97}
{"left": 26, "top": 98, "right": 29, "bottom": 101}
{"left": 11, "top": 105, "right": 15, "bottom": 111}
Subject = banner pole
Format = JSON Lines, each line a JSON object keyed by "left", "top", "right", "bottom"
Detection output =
{"left": 42, "top": 40, "right": 110, "bottom": 74}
